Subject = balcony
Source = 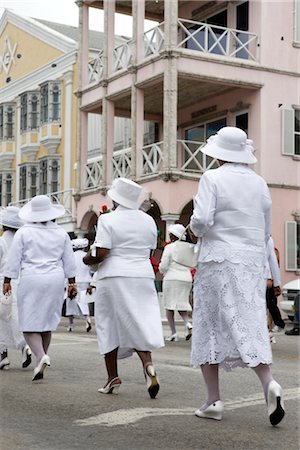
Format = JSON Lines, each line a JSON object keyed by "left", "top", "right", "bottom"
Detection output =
{"left": 83, "top": 139, "right": 216, "bottom": 189}
{"left": 0, "top": 140, "right": 15, "bottom": 169}
{"left": 87, "top": 19, "right": 258, "bottom": 85}
{"left": 20, "top": 131, "right": 40, "bottom": 161}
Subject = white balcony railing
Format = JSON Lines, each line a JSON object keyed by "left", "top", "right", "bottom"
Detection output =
{"left": 9, "top": 189, "right": 75, "bottom": 222}
{"left": 88, "top": 51, "right": 104, "bottom": 84}
{"left": 177, "top": 19, "right": 258, "bottom": 61}
{"left": 85, "top": 157, "right": 103, "bottom": 189}
{"left": 112, "top": 148, "right": 132, "bottom": 178}
{"left": 87, "top": 18, "right": 259, "bottom": 85}
{"left": 178, "top": 140, "right": 218, "bottom": 173}
{"left": 144, "top": 22, "right": 165, "bottom": 57}
{"left": 113, "top": 41, "right": 133, "bottom": 71}
{"left": 141, "top": 141, "right": 164, "bottom": 176}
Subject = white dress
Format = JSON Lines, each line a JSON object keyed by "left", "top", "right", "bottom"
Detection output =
{"left": 66, "top": 249, "right": 91, "bottom": 317}
{"left": 5, "top": 222, "right": 76, "bottom": 332}
{"left": 159, "top": 242, "right": 192, "bottom": 311}
{"left": 0, "top": 230, "right": 25, "bottom": 353}
{"left": 190, "top": 163, "right": 273, "bottom": 371}
{"left": 93, "top": 205, "right": 165, "bottom": 359}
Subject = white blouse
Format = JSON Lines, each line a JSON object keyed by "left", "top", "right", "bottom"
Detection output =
{"left": 190, "top": 163, "right": 272, "bottom": 265}
{"left": 94, "top": 205, "right": 157, "bottom": 280}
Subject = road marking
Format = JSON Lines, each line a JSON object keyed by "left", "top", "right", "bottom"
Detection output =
{"left": 74, "top": 387, "right": 300, "bottom": 427}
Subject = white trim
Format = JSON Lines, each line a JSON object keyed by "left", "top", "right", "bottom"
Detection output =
{"left": 15, "top": 97, "right": 21, "bottom": 202}
{"left": 0, "top": 51, "right": 77, "bottom": 102}
{"left": 282, "top": 108, "right": 295, "bottom": 156}
{"left": 63, "top": 70, "right": 73, "bottom": 192}
{"left": 0, "top": 10, "right": 77, "bottom": 53}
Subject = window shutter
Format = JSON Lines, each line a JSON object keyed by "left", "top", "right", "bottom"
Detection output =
{"left": 282, "top": 109, "right": 295, "bottom": 155}
{"left": 296, "top": 0, "right": 300, "bottom": 41}
{"left": 285, "top": 221, "right": 297, "bottom": 270}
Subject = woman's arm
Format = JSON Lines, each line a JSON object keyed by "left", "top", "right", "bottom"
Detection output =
{"left": 83, "top": 247, "right": 110, "bottom": 266}
{"left": 190, "top": 173, "right": 216, "bottom": 237}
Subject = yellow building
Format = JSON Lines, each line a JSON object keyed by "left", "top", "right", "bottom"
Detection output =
{"left": 0, "top": 9, "right": 120, "bottom": 233}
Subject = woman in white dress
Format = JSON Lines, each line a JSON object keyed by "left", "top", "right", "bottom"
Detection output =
{"left": 66, "top": 238, "right": 93, "bottom": 332}
{"left": 0, "top": 206, "right": 31, "bottom": 370}
{"left": 83, "top": 178, "right": 164, "bottom": 399}
{"left": 159, "top": 223, "right": 193, "bottom": 341}
{"left": 3, "top": 196, "right": 77, "bottom": 381}
{"left": 190, "top": 127, "right": 285, "bottom": 426}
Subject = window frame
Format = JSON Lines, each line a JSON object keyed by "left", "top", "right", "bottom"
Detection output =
{"left": 40, "top": 81, "right": 61, "bottom": 124}
{"left": 0, "top": 171, "right": 14, "bottom": 206}
{"left": 39, "top": 156, "right": 61, "bottom": 195}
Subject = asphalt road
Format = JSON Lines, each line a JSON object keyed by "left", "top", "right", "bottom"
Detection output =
{"left": 0, "top": 318, "right": 299, "bottom": 450}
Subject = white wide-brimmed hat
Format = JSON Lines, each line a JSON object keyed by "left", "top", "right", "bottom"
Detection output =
{"left": 72, "top": 238, "right": 89, "bottom": 250}
{"left": 0, "top": 206, "right": 24, "bottom": 229}
{"left": 18, "top": 195, "right": 65, "bottom": 222}
{"left": 201, "top": 127, "right": 257, "bottom": 164}
{"left": 169, "top": 224, "right": 186, "bottom": 241}
{"left": 107, "top": 177, "right": 143, "bottom": 210}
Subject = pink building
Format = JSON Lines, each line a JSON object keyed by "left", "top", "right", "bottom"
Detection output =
{"left": 75, "top": 0, "right": 300, "bottom": 285}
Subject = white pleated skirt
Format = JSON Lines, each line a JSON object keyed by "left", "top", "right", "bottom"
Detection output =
{"left": 95, "top": 277, "right": 165, "bottom": 359}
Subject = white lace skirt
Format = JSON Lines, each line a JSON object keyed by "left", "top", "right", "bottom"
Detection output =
{"left": 191, "top": 260, "right": 272, "bottom": 371}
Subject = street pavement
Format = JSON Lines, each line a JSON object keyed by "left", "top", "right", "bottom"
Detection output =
{"left": 0, "top": 318, "right": 299, "bottom": 450}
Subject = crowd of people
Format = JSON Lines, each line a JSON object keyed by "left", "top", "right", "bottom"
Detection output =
{"left": 1, "top": 126, "right": 292, "bottom": 427}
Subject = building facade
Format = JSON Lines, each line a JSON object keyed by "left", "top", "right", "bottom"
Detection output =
{"left": 75, "top": 0, "right": 300, "bottom": 285}
{"left": 0, "top": 8, "right": 131, "bottom": 233}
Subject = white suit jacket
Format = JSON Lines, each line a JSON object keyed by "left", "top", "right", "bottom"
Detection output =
{"left": 190, "top": 163, "right": 272, "bottom": 264}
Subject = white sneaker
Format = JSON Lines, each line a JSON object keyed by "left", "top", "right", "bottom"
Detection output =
{"left": 165, "top": 333, "right": 179, "bottom": 342}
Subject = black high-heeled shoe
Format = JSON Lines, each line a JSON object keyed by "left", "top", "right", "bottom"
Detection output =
{"left": 98, "top": 377, "right": 122, "bottom": 394}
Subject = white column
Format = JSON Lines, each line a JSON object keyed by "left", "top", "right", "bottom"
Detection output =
{"left": 161, "top": 213, "right": 180, "bottom": 241}
{"left": 103, "top": 0, "right": 115, "bottom": 77}
{"left": 101, "top": 99, "right": 115, "bottom": 190}
{"left": 131, "top": 0, "right": 145, "bottom": 179}
{"left": 15, "top": 97, "right": 21, "bottom": 202}
{"left": 163, "top": 0, "right": 178, "bottom": 171}
{"left": 63, "top": 70, "right": 73, "bottom": 193}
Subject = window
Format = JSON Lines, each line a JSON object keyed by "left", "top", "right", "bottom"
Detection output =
{"left": 285, "top": 221, "right": 300, "bottom": 271}
{"left": 235, "top": 112, "right": 248, "bottom": 134}
{"left": 20, "top": 92, "right": 40, "bottom": 132}
{"left": 0, "top": 104, "right": 15, "bottom": 140}
{"left": 0, "top": 172, "right": 14, "bottom": 206}
{"left": 186, "top": 10, "right": 228, "bottom": 56}
{"left": 29, "top": 94, "right": 39, "bottom": 130}
{"left": 19, "top": 164, "right": 39, "bottom": 200}
{"left": 41, "top": 85, "right": 49, "bottom": 123}
{"left": 40, "top": 82, "right": 61, "bottom": 124}
{"left": 20, "top": 94, "right": 28, "bottom": 132}
{"left": 282, "top": 108, "right": 300, "bottom": 156}
{"left": 235, "top": 1, "right": 249, "bottom": 59}
{"left": 39, "top": 157, "right": 60, "bottom": 194}
{"left": 184, "top": 117, "right": 226, "bottom": 171}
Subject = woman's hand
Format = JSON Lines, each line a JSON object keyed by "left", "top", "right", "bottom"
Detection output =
{"left": 3, "top": 282, "right": 11, "bottom": 296}
{"left": 67, "top": 284, "right": 78, "bottom": 299}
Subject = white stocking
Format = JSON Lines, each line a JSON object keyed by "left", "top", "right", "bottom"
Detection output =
{"left": 166, "top": 309, "right": 176, "bottom": 334}
{"left": 23, "top": 332, "right": 45, "bottom": 366}
{"left": 252, "top": 363, "right": 273, "bottom": 400}
{"left": 200, "top": 363, "right": 220, "bottom": 408}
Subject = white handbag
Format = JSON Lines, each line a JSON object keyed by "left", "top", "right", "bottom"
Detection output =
{"left": 0, "top": 293, "right": 12, "bottom": 321}
{"left": 172, "top": 225, "right": 199, "bottom": 268}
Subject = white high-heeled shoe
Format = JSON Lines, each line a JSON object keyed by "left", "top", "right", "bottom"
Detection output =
{"left": 165, "top": 333, "right": 179, "bottom": 342}
{"left": 186, "top": 323, "right": 193, "bottom": 341}
{"left": 195, "top": 400, "right": 224, "bottom": 421}
{"left": 267, "top": 380, "right": 285, "bottom": 426}
{"left": 144, "top": 364, "right": 160, "bottom": 399}
{"left": 32, "top": 355, "right": 50, "bottom": 381}
{"left": 22, "top": 345, "right": 32, "bottom": 368}
{"left": 98, "top": 377, "right": 122, "bottom": 394}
